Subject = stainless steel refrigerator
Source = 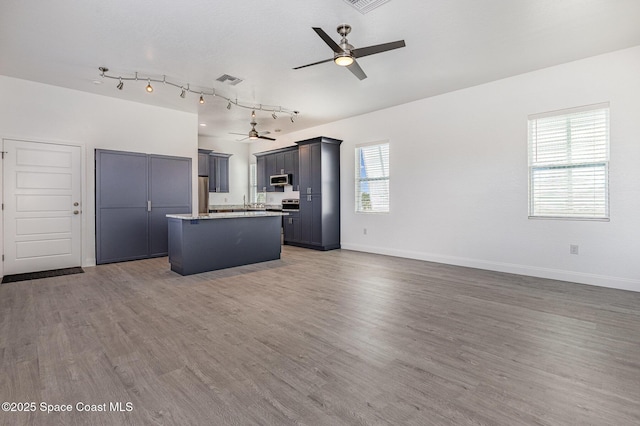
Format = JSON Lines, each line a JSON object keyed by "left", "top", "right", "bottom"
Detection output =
{"left": 198, "top": 176, "right": 209, "bottom": 214}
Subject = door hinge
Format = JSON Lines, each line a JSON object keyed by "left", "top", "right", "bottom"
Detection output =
{"left": 2, "top": 255, "right": 4, "bottom": 261}
{"left": 1, "top": 203, "right": 3, "bottom": 210}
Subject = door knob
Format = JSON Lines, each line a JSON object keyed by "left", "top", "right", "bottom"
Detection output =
{"left": 73, "top": 202, "right": 79, "bottom": 206}
{"left": 73, "top": 210, "right": 79, "bottom": 215}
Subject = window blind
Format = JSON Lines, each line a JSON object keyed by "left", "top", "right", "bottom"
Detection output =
{"left": 356, "top": 142, "right": 389, "bottom": 213}
{"left": 528, "top": 104, "right": 609, "bottom": 219}
{"left": 249, "top": 163, "right": 257, "bottom": 203}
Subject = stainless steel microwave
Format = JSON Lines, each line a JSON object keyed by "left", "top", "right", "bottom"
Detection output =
{"left": 270, "top": 174, "right": 291, "bottom": 186}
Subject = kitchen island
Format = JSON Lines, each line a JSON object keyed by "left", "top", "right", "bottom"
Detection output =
{"left": 166, "top": 211, "right": 288, "bottom": 275}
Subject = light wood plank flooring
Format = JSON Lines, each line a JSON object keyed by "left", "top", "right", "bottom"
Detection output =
{"left": 1, "top": 246, "right": 639, "bottom": 425}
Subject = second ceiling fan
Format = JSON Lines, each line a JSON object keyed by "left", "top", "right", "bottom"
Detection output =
{"left": 229, "top": 111, "right": 276, "bottom": 141}
{"left": 293, "top": 24, "right": 406, "bottom": 80}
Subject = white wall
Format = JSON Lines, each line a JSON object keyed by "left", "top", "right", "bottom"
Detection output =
{"left": 250, "top": 46, "right": 640, "bottom": 292}
{"left": 198, "top": 137, "right": 250, "bottom": 206}
{"left": 0, "top": 75, "right": 199, "bottom": 268}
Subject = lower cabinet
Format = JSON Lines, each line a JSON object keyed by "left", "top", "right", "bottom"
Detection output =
{"left": 283, "top": 211, "right": 301, "bottom": 243}
{"left": 95, "top": 149, "right": 191, "bottom": 264}
{"left": 299, "top": 195, "right": 323, "bottom": 246}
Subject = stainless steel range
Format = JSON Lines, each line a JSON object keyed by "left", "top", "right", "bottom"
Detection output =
{"left": 281, "top": 199, "right": 299, "bottom": 211}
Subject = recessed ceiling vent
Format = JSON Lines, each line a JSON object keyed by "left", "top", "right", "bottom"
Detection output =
{"left": 342, "top": 0, "right": 391, "bottom": 14}
{"left": 215, "top": 74, "right": 243, "bottom": 86}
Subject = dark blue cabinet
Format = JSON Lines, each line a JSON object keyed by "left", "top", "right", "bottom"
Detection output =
{"left": 198, "top": 151, "right": 209, "bottom": 176}
{"left": 283, "top": 210, "right": 301, "bottom": 243}
{"left": 284, "top": 149, "right": 299, "bottom": 191}
{"left": 208, "top": 153, "right": 231, "bottom": 193}
{"left": 96, "top": 149, "right": 191, "bottom": 264}
{"left": 291, "top": 137, "right": 341, "bottom": 250}
{"left": 254, "top": 146, "right": 298, "bottom": 193}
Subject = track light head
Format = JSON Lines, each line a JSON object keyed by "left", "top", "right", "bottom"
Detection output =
{"left": 199, "top": 94, "right": 205, "bottom": 104}
{"left": 291, "top": 115, "right": 295, "bottom": 123}
{"left": 116, "top": 79, "right": 123, "bottom": 90}
{"left": 227, "top": 101, "right": 232, "bottom": 110}
{"left": 272, "top": 112, "right": 277, "bottom": 120}
{"left": 145, "top": 79, "right": 153, "bottom": 92}
{"left": 251, "top": 110, "right": 256, "bottom": 118}
{"left": 180, "top": 88, "right": 186, "bottom": 98}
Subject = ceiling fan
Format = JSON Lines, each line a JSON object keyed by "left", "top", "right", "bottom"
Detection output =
{"left": 293, "top": 24, "right": 406, "bottom": 80}
{"left": 230, "top": 111, "right": 276, "bottom": 141}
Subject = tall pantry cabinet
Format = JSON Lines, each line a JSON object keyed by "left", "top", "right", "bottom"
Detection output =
{"left": 294, "top": 136, "right": 342, "bottom": 250}
{"left": 95, "top": 149, "right": 192, "bottom": 264}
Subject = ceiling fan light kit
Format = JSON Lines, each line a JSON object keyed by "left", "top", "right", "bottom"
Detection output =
{"left": 97, "top": 67, "right": 299, "bottom": 117}
{"left": 293, "top": 24, "right": 405, "bottom": 80}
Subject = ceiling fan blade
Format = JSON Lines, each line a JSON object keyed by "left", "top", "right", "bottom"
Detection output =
{"left": 259, "top": 131, "right": 271, "bottom": 136}
{"left": 293, "top": 58, "right": 334, "bottom": 70}
{"left": 347, "top": 59, "right": 367, "bottom": 80}
{"left": 229, "top": 132, "right": 247, "bottom": 136}
{"left": 353, "top": 40, "right": 406, "bottom": 58}
{"left": 235, "top": 136, "right": 250, "bottom": 141}
{"left": 312, "top": 27, "right": 342, "bottom": 53}
{"left": 258, "top": 135, "right": 276, "bottom": 141}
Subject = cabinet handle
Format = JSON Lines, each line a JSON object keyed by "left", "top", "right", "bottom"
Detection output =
{"left": 147, "top": 201, "right": 151, "bottom": 211}
{"left": 289, "top": 218, "right": 293, "bottom": 224}
{"left": 307, "top": 195, "right": 312, "bottom": 201}
{"left": 307, "top": 187, "right": 311, "bottom": 194}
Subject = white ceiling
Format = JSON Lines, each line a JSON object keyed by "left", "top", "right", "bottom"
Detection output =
{"left": 2, "top": 0, "right": 640, "bottom": 142}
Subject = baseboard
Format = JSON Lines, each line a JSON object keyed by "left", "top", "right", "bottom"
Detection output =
{"left": 340, "top": 243, "right": 640, "bottom": 293}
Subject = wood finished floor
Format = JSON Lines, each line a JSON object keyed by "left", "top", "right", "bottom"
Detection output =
{"left": 1, "top": 246, "right": 639, "bottom": 425}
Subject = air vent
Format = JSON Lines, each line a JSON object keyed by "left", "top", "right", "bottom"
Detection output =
{"left": 215, "top": 74, "right": 243, "bottom": 86}
{"left": 342, "top": 0, "right": 391, "bottom": 14}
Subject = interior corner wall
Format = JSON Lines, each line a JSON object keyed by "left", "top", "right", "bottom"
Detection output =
{"left": 0, "top": 75, "right": 199, "bottom": 268}
{"left": 250, "top": 46, "right": 640, "bottom": 292}
{"left": 198, "top": 136, "right": 250, "bottom": 206}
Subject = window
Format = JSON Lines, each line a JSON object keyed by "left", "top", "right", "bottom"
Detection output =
{"left": 528, "top": 103, "right": 609, "bottom": 220}
{"left": 356, "top": 142, "right": 389, "bottom": 213}
{"left": 249, "top": 163, "right": 257, "bottom": 203}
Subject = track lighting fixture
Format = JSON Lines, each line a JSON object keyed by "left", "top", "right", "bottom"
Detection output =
{"left": 98, "top": 67, "right": 299, "bottom": 116}
{"left": 291, "top": 114, "right": 295, "bottom": 123}
{"left": 251, "top": 110, "right": 256, "bottom": 118}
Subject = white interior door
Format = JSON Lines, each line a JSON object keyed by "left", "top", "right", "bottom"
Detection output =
{"left": 3, "top": 139, "right": 82, "bottom": 275}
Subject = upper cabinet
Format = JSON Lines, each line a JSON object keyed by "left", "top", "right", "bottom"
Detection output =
{"left": 254, "top": 146, "right": 299, "bottom": 193}
{"left": 197, "top": 150, "right": 209, "bottom": 177}
{"left": 208, "top": 153, "right": 231, "bottom": 193}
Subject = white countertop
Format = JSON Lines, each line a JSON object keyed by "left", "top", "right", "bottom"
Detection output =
{"left": 167, "top": 211, "right": 289, "bottom": 220}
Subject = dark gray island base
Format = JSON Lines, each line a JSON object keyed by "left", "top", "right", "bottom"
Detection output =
{"left": 167, "top": 212, "right": 287, "bottom": 275}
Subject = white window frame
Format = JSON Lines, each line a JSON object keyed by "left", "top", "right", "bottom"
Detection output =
{"left": 528, "top": 103, "right": 610, "bottom": 221}
{"left": 355, "top": 141, "right": 390, "bottom": 213}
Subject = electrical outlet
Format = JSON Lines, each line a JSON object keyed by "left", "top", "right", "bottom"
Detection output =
{"left": 363, "top": 228, "right": 367, "bottom": 235}
{"left": 570, "top": 244, "right": 579, "bottom": 255}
